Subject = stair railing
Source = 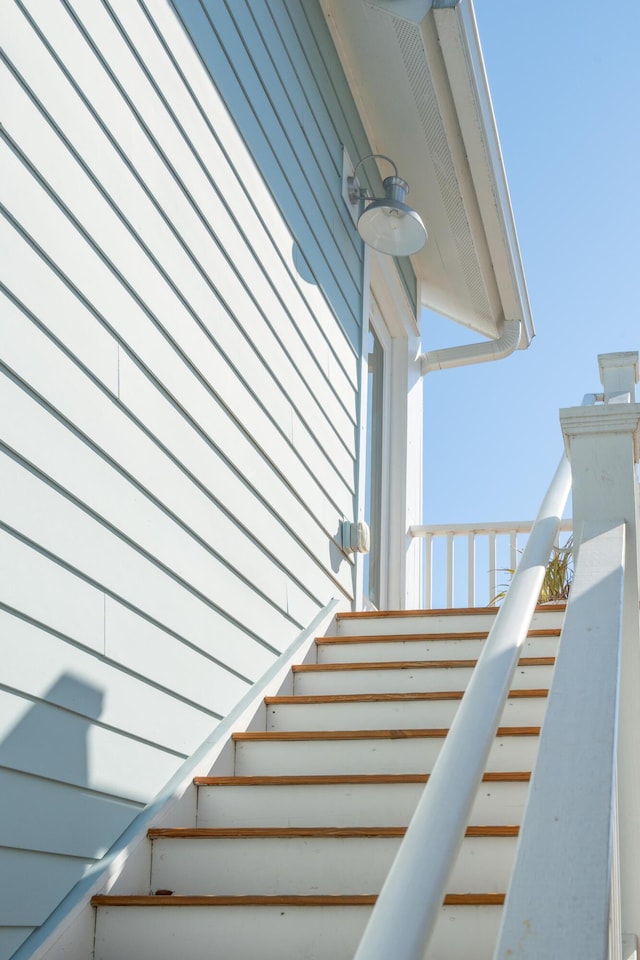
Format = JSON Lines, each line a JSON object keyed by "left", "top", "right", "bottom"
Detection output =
{"left": 352, "top": 453, "right": 573, "bottom": 960}
{"left": 354, "top": 351, "right": 640, "bottom": 960}
{"left": 496, "top": 353, "right": 640, "bottom": 958}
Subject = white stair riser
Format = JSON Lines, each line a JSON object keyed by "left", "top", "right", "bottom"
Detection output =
{"left": 335, "top": 609, "right": 563, "bottom": 637}
{"left": 294, "top": 663, "right": 554, "bottom": 696}
{"left": 266, "top": 696, "right": 547, "bottom": 731}
{"left": 337, "top": 614, "right": 500, "bottom": 637}
{"left": 196, "top": 779, "right": 529, "bottom": 828}
{"left": 316, "top": 634, "right": 558, "bottom": 664}
{"left": 94, "top": 903, "right": 502, "bottom": 960}
{"left": 150, "top": 835, "right": 515, "bottom": 895}
{"left": 234, "top": 735, "right": 539, "bottom": 776}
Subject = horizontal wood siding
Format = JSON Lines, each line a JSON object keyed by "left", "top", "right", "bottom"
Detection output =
{"left": 0, "top": 0, "right": 366, "bottom": 947}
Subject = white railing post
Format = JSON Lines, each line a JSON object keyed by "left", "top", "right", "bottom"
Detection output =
{"left": 560, "top": 353, "right": 640, "bottom": 946}
{"left": 496, "top": 351, "right": 640, "bottom": 959}
{"left": 494, "top": 519, "right": 626, "bottom": 959}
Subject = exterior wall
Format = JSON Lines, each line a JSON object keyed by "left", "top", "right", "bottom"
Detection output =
{"left": 0, "top": 0, "right": 398, "bottom": 953}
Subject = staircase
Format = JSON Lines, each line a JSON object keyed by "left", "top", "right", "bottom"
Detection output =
{"left": 91, "top": 605, "right": 564, "bottom": 960}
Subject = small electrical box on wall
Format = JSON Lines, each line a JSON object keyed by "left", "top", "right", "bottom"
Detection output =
{"left": 342, "top": 520, "right": 370, "bottom": 554}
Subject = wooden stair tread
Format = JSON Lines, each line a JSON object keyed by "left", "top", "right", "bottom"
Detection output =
{"left": 316, "top": 629, "right": 560, "bottom": 644}
{"left": 337, "top": 604, "right": 565, "bottom": 620}
{"left": 91, "top": 893, "right": 505, "bottom": 907}
{"left": 148, "top": 826, "right": 519, "bottom": 839}
{"left": 293, "top": 657, "right": 555, "bottom": 672}
{"left": 337, "top": 609, "right": 497, "bottom": 620}
{"left": 233, "top": 726, "right": 539, "bottom": 742}
{"left": 194, "top": 772, "right": 531, "bottom": 786}
{"left": 265, "top": 689, "right": 548, "bottom": 705}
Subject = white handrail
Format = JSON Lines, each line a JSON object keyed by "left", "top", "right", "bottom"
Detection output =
{"left": 353, "top": 454, "right": 572, "bottom": 960}
{"left": 410, "top": 519, "right": 573, "bottom": 609}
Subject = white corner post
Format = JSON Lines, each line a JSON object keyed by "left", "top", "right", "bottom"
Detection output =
{"left": 561, "top": 352, "right": 640, "bottom": 943}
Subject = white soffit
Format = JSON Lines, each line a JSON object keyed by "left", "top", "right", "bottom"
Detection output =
{"left": 321, "top": 0, "right": 534, "bottom": 346}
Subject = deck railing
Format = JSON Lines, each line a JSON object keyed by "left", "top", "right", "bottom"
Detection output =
{"left": 409, "top": 519, "right": 573, "bottom": 609}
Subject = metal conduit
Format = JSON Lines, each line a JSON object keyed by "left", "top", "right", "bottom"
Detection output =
{"left": 352, "top": 453, "right": 572, "bottom": 960}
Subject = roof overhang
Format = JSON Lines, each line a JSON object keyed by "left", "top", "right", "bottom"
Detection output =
{"left": 321, "top": 0, "right": 534, "bottom": 346}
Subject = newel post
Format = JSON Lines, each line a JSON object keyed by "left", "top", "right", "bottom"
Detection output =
{"left": 560, "top": 351, "right": 640, "bottom": 940}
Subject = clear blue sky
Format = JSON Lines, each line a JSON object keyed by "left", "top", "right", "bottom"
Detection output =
{"left": 422, "top": 1, "right": 640, "bottom": 524}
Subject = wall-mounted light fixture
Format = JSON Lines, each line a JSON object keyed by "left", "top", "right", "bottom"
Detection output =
{"left": 347, "top": 154, "right": 427, "bottom": 257}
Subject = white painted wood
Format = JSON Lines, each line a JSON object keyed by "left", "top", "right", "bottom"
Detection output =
{"left": 446, "top": 533, "right": 454, "bottom": 608}
{"left": 335, "top": 608, "right": 565, "bottom": 637}
{"left": 409, "top": 521, "right": 573, "bottom": 609}
{"left": 149, "top": 833, "right": 515, "bottom": 895}
{"left": 424, "top": 533, "right": 433, "bottom": 609}
{"left": 316, "top": 632, "right": 559, "bottom": 663}
{"left": 93, "top": 902, "right": 371, "bottom": 960}
{"left": 496, "top": 520, "right": 625, "bottom": 959}
{"left": 196, "top": 778, "right": 530, "bottom": 829}
{"left": 266, "top": 695, "right": 547, "bottom": 731}
{"left": 293, "top": 662, "right": 554, "bottom": 696}
{"left": 467, "top": 532, "right": 476, "bottom": 606}
{"left": 233, "top": 732, "right": 539, "bottom": 777}
{"left": 336, "top": 611, "right": 499, "bottom": 636}
{"left": 560, "top": 383, "right": 640, "bottom": 941}
{"left": 92, "top": 902, "right": 503, "bottom": 960}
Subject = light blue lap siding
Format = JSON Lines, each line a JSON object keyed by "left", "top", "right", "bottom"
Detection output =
{"left": 1, "top": 0, "right": 374, "bottom": 946}
{"left": 171, "top": 0, "right": 370, "bottom": 350}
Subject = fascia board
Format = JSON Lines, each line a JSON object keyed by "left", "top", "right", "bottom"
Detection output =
{"left": 433, "top": 0, "right": 534, "bottom": 346}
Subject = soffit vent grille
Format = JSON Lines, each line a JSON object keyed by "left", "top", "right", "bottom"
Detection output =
{"left": 392, "top": 16, "right": 492, "bottom": 323}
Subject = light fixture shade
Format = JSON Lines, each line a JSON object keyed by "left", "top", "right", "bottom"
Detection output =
{"left": 356, "top": 174, "right": 427, "bottom": 256}
{"left": 357, "top": 199, "right": 427, "bottom": 256}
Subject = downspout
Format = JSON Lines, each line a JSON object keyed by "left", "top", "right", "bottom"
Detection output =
{"left": 418, "top": 318, "right": 521, "bottom": 375}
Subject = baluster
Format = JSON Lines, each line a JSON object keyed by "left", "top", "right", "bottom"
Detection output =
{"left": 488, "top": 532, "right": 497, "bottom": 605}
{"left": 446, "top": 532, "right": 454, "bottom": 608}
{"left": 424, "top": 533, "right": 433, "bottom": 610}
{"left": 467, "top": 532, "right": 475, "bottom": 607}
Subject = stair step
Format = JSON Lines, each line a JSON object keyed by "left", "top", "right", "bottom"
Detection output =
{"left": 194, "top": 772, "right": 530, "bottom": 827}
{"left": 335, "top": 606, "right": 565, "bottom": 637}
{"left": 232, "top": 728, "right": 540, "bottom": 776}
{"left": 148, "top": 827, "right": 516, "bottom": 895}
{"left": 293, "top": 658, "right": 555, "bottom": 695}
{"left": 93, "top": 893, "right": 506, "bottom": 906}
{"left": 316, "top": 630, "right": 560, "bottom": 663}
{"left": 92, "top": 898, "right": 503, "bottom": 960}
{"left": 265, "top": 690, "right": 548, "bottom": 730}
